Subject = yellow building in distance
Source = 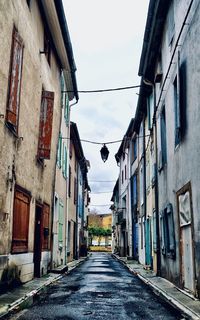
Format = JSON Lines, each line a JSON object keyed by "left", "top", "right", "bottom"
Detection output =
{"left": 88, "top": 213, "right": 112, "bottom": 251}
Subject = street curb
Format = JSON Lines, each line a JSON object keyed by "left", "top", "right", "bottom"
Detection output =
{"left": 111, "top": 254, "right": 200, "bottom": 320}
{"left": 0, "top": 256, "right": 88, "bottom": 319}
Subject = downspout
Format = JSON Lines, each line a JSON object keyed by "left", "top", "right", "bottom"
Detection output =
{"left": 153, "top": 85, "right": 161, "bottom": 275}
{"left": 50, "top": 84, "right": 63, "bottom": 270}
{"left": 65, "top": 99, "right": 78, "bottom": 265}
{"left": 143, "top": 118, "right": 147, "bottom": 221}
{"left": 75, "top": 164, "right": 79, "bottom": 260}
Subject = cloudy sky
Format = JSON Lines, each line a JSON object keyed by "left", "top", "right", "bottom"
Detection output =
{"left": 63, "top": 0, "right": 149, "bottom": 214}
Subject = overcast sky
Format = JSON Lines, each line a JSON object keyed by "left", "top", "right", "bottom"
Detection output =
{"left": 63, "top": 0, "right": 149, "bottom": 214}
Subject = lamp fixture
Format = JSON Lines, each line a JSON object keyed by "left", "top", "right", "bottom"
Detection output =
{"left": 100, "top": 144, "right": 109, "bottom": 162}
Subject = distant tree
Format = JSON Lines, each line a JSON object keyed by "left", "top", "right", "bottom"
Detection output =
{"left": 88, "top": 226, "right": 112, "bottom": 246}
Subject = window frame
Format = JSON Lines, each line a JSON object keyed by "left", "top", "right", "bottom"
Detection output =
{"left": 160, "top": 203, "right": 175, "bottom": 258}
{"left": 160, "top": 105, "right": 167, "bottom": 167}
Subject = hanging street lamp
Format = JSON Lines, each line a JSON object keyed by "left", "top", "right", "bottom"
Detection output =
{"left": 100, "top": 144, "right": 109, "bottom": 162}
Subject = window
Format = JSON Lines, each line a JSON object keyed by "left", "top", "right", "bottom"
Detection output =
{"left": 147, "top": 93, "right": 154, "bottom": 130}
{"left": 174, "top": 76, "right": 180, "bottom": 146}
{"left": 44, "top": 28, "right": 51, "bottom": 65}
{"left": 26, "top": 0, "right": 31, "bottom": 7}
{"left": 160, "top": 203, "right": 175, "bottom": 258}
{"left": 160, "top": 106, "right": 167, "bottom": 166}
{"left": 6, "top": 27, "right": 24, "bottom": 134}
{"left": 174, "top": 53, "right": 187, "bottom": 146}
{"left": 37, "top": 90, "right": 54, "bottom": 160}
{"left": 74, "top": 177, "right": 77, "bottom": 204}
{"left": 58, "top": 200, "right": 64, "bottom": 247}
{"left": 68, "top": 166, "right": 71, "bottom": 197}
{"left": 42, "top": 203, "right": 50, "bottom": 250}
{"left": 69, "top": 141, "right": 72, "bottom": 159}
{"left": 168, "top": 1, "right": 175, "bottom": 47}
{"left": 131, "top": 174, "right": 137, "bottom": 213}
{"left": 132, "top": 138, "right": 137, "bottom": 162}
{"left": 12, "top": 186, "right": 30, "bottom": 253}
{"left": 57, "top": 132, "right": 62, "bottom": 168}
{"left": 67, "top": 221, "right": 71, "bottom": 253}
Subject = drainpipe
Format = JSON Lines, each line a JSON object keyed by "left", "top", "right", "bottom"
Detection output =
{"left": 65, "top": 99, "right": 78, "bottom": 265}
{"left": 153, "top": 87, "right": 161, "bottom": 276}
{"left": 50, "top": 88, "right": 63, "bottom": 270}
{"left": 143, "top": 118, "right": 147, "bottom": 221}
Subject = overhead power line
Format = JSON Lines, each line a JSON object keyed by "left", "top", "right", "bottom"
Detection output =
{"left": 62, "top": 84, "right": 141, "bottom": 94}
{"left": 89, "top": 180, "right": 116, "bottom": 183}
{"left": 61, "top": 135, "right": 150, "bottom": 145}
{"left": 90, "top": 191, "right": 113, "bottom": 194}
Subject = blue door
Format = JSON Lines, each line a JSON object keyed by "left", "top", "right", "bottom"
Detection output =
{"left": 145, "top": 218, "right": 152, "bottom": 266}
{"left": 133, "top": 223, "right": 138, "bottom": 259}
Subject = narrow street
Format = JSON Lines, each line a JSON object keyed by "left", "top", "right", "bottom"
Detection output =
{"left": 8, "top": 253, "right": 183, "bottom": 320}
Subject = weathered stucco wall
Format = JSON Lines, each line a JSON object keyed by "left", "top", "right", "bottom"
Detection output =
{"left": 0, "top": 0, "right": 62, "bottom": 282}
{"left": 157, "top": 0, "right": 200, "bottom": 292}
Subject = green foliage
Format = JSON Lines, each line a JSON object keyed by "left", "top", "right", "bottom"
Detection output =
{"left": 88, "top": 226, "right": 111, "bottom": 237}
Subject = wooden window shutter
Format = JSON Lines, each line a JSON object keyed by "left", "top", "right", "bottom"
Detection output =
{"left": 6, "top": 27, "right": 24, "bottom": 132}
{"left": 12, "top": 188, "right": 30, "bottom": 253}
{"left": 38, "top": 91, "right": 54, "bottom": 159}
{"left": 42, "top": 203, "right": 50, "bottom": 250}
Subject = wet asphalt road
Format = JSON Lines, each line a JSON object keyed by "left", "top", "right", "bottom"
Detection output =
{"left": 9, "top": 253, "right": 183, "bottom": 320}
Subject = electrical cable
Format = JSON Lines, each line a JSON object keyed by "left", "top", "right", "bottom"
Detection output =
{"left": 62, "top": 84, "right": 141, "bottom": 94}
{"left": 61, "top": 135, "right": 150, "bottom": 145}
{"left": 89, "top": 180, "right": 116, "bottom": 182}
{"left": 90, "top": 191, "right": 113, "bottom": 194}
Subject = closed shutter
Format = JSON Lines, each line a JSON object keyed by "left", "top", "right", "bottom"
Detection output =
{"left": 6, "top": 28, "right": 24, "bottom": 132}
{"left": 12, "top": 188, "right": 30, "bottom": 253}
{"left": 38, "top": 91, "right": 54, "bottom": 159}
{"left": 56, "top": 132, "right": 62, "bottom": 168}
{"left": 58, "top": 200, "right": 64, "bottom": 243}
{"left": 42, "top": 203, "right": 50, "bottom": 250}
